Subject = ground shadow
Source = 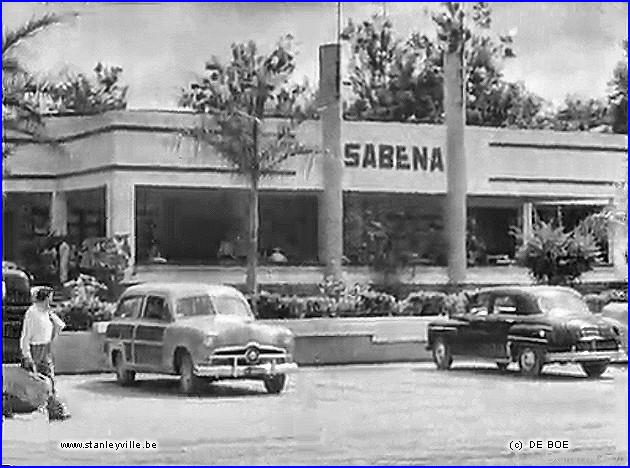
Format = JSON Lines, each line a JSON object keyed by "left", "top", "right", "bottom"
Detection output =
{"left": 77, "top": 375, "right": 268, "bottom": 400}
{"left": 413, "top": 363, "right": 617, "bottom": 382}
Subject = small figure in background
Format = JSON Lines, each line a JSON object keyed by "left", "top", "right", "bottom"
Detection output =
{"left": 58, "top": 237, "right": 71, "bottom": 284}
{"left": 149, "top": 240, "right": 167, "bottom": 264}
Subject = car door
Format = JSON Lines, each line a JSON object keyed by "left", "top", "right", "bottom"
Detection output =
{"left": 134, "top": 295, "right": 172, "bottom": 370}
{"left": 112, "top": 295, "right": 145, "bottom": 366}
{"left": 484, "top": 294, "right": 522, "bottom": 358}
{"left": 456, "top": 293, "right": 492, "bottom": 356}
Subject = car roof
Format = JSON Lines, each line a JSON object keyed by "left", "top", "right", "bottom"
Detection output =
{"left": 121, "top": 283, "right": 245, "bottom": 300}
{"left": 477, "top": 285, "right": 579, "bottom": 298}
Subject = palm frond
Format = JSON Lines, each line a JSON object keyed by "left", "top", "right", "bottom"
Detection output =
{"left": 2, "top": 13, "right": 62, "bottom": 55}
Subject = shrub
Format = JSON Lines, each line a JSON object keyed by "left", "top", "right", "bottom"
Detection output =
{"left": 399, "top": 291, "right": 446, "bottom": 316}
{"left": 55, "top": 274, "right": 115, "bottom": 330}
{"left": 515, "top": 220, "right": 601, "bottom": 285}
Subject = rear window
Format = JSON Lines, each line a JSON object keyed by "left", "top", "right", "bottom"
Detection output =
{"left": 213, "top": 296, "right": 252, "bottom": 318}
{"left": 176, "top": 296, "right": 215, "bottom": 317}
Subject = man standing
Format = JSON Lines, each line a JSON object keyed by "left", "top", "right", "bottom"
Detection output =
{"left": 20, "top": 286, "right": 70, "bottom": 421}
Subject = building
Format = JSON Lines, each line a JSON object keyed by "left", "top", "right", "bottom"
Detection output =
{"left": 3, "top": 107, "right": 627, "bottom": 286}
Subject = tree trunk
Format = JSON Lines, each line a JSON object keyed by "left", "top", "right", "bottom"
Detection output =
{"left": 444, "top": 48, "right": 467, "bottom": 285}
{"left": 246, "top": 176, "right": 259, "bottom": 314}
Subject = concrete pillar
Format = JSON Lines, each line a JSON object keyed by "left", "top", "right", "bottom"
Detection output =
{"left": 49, "top": 190, "right": 68, "bottom": 236}
{"left": 522, "top": 202, "right": 534, "bottom": 241}
{"left": 318, "top": 44, "right": 344, "bottom": 279}
{"left": 106, "top": 177, "right": 135, "bottom": 266}
{"left": 444, "top": 49, "right": 467, "bottom": 284}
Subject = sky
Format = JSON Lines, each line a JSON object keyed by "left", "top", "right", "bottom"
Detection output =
{"left": 2, "top": 2, "right": 627, "bottom": 110}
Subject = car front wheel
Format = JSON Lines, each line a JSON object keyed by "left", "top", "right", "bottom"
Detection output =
{"left": 432, "top": 337, "right": 453, "bottom": 370}
{"left": 114, "top": 353, "right": 135, "bottom": 386}
{"left": 517, "top": 346, "right": 543, "bottom": 377}
{"left": 263, "top": 374, "right": 287, "bottom": 394}
{"left": 581, "top": 361, "right": 608, "bottom": 378}
{"left": 179, "top": 352, "right": 201, "bottom": 395}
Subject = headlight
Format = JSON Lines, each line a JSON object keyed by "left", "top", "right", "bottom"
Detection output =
{"left": 612, "top": 326, "right": 620, "bottom": 336}
{"left": 281, "top": 332, "right": 295, "bottom": 349}
{"left": 538, "top": 330, "right": 546, "bottom": 338}
{"left": 203, "top": 335, "right": 216, "bottom": 348}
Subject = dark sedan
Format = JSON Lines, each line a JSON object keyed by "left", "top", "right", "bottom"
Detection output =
{"left": 427, "top": 286, "right": 626, "bottom": 378}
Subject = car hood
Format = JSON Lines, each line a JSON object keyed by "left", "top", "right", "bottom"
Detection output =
{"left": 547, "top": 310, "right": 619, "bottom": 339}
{"left": 176, "top": 315, "right": 290, "bottom": 348}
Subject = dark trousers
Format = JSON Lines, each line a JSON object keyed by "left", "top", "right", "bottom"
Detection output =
{"left": 29, "top": 343, "right": 56, "bottom": 395}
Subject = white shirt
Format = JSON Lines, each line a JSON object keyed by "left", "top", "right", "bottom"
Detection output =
{"left": 20, "top": 304, "right": 65, "bottom": 358}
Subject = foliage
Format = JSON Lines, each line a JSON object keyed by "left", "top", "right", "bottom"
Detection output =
{"left": 54, "top": 274, "right": 115, "bottom": 331}
{"left": 31, "top": 63, "right": 128, "bottom": 114}
{"left": 551, "top": 95, "right": 608, "bottom": 131}
{"left": 514, "top": 220, "right": 602, "bottom": 285}
{"left": 250, "top": 283, "right": 477, "bottom": 319}
{"left": 2, "top": 14, "right": 62, "bottom": 170}
{"left": 342, "top": 4, "right": 545, "bottom": 128}
{"left": 78, "top": 235, "right": 131, "bottom": 299}
{"left": 608, "top": 39, "right": 628, "bottom": 134}
{"left": 179, "top": 36, "right": 314, "bottom": 298}
{"left": 399, "top": 289, "right": 475, "bottom": 316}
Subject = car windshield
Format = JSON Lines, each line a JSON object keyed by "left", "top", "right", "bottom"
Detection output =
{"left": 176, "top": 296, "right": 215, "bottom": 317}
{"left": 213, "top": 296, "right": 252, "bottom": 318}
{"left": 537, "top": 290, "right": 590, "bottom": 317}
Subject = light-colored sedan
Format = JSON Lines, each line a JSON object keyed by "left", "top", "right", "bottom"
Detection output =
{"left": 105, "top": 283, "right": 297, "bottom": 394}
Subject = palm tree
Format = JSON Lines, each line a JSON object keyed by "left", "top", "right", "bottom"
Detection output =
{"left": 2, "top": 14, "right": 62, "bottom": 165}
{"left": 179, "top": 36, "right": 313, "bottom": 312}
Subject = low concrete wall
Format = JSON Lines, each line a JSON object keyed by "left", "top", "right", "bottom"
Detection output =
{"left": 51, "top": 318, "right": 433, "bottom": 374}
{"left": 265, "top": 317, "right": 432, "bottom": 365}
{"left": 52, "top": 327, "right": 112, "bottom": 375}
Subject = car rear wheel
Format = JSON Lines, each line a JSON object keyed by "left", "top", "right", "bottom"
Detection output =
{"left": 517, "top": 346, "right": 543, "bottom": 377}
{"left": 432, "top": 337, "right": 453, "bottom": 370}
{"left": 581, "top": 361, "right": 608, "bottom": 378}
{"left": 113, "top": 353, "right": 135, "bottom": 386}
{"left": 178, "top": 352, "right": 201, "bottom": 395}
{"left": 263, "top": 374, "right": 287, "bottom": 394}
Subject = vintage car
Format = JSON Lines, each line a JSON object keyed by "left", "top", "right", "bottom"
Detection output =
{"left": 104, "top": 283, "right": 298, "bottom": 394}
{"left": 2, "top": 263, "right": 33, "bottom": 364}
{"left": 427, "top": 286, "right": 626, "bottom": 378}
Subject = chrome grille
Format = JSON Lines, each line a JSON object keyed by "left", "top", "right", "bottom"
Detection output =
{"left": 209, "top": 343, "right": 287, "bottom": 366}
{"left": 577, "top": 339, "right": 619, "bottom": 352}
{"left": 580, "top": 326, "right": 600, "bottom": 338}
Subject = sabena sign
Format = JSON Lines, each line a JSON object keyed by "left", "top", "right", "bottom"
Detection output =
{"left": 343, "top": 143, "right": 444, "bottom": 172}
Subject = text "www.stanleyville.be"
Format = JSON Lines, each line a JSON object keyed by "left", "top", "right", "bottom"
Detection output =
{"left": 60, "top": 440, "right": 158, "bottom": 450}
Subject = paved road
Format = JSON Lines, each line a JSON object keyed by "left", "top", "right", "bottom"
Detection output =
{"left": 2, "top": 362, "right": 627, "bottom": 465}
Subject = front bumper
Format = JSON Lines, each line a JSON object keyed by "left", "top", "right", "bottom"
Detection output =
{"left": 194, "top": 362, "right": 298, "bottom": 379}
{"left": 545, "top": 349, "right": 627, "bottom": 364}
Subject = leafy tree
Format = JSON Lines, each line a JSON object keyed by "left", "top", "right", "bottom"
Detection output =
{"left": 34, "top": 62, "right": 129, "bottom": 114}
{"left": 552, "top": 95, "right": 608, "bottom": 131}
{"left": 2, "top": 14, "right": 62, "bottom": 168}
{"left": 342, "top": 4, "right": 546, "bottom": 128}
{"left": 608, "top": 39, "right": 628, "bottom": 134}
{"left": 179, "top": 36, "right": 311, "bottom": 308}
